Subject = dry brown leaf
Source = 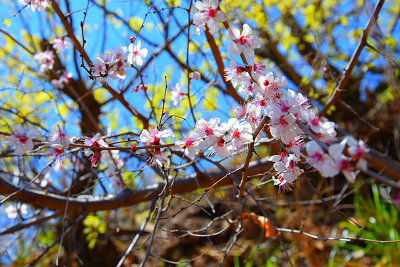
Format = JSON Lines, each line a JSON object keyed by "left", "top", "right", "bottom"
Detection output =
{"left": 241, "top": 212, "right": 277, "bottom": 238}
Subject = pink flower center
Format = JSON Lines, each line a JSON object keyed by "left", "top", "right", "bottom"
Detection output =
{"left": 235, "top": 35, "right": 248, "bottom": 46}
{"left": 279, "top": 101, "right": 290, "bottom": 113}
{"left": 184, "top": 138, "right": 193, "bottom": 148}
{"left": 310, "top": 117, "right": 320, "bottom": 126}
{"left": 134, "top": 51, "right": 139, "bottom": 56}
{"left": 217, "top": 137, "right": 225, "bottom": 147}
{"left": 339, "top": 159, "right": 350, "bottom": 171}
{"left": 258, "top": 100, "right": 266, "bottom": 107}
{"left": 232, "top": 129, "right": 241, "bottom": 139}
{"left": 278, "top": 116, "right": 287, "bottom": 127}
{"left": 151, "top": 137, "right": 161, "bottom": 146}
{"left": 204, "top": 126, "right": 214, "bottom": 136}
{"left": 17, "top": 134, "right": 28, "bottom": 144}
{"left": 236, "top": 66, "right": 246, "bottom": 73}
{"left": 311, "top": 152, "right": 323, "bottom": 162}
{"left": 288, "top": 160, "right": 296, "bottom": 169}
{"left": 207, "top": 8, "right": 217, "bottom": 18}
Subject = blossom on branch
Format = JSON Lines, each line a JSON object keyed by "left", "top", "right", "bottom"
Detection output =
{"left": 140, "top": 128, "right": 173, "bottom": 165}
{"left": 6, "top": 204, "right": 28, "bottom": 219}
{"left": 34, "top": 50, "right": 54, "bottom": 74}
{"left": 6, "top": 125, "right": 40, "bottom": 155}
{"left": 20, "top": 0, "right": 50, "bottom": 11}
{"left": 51, "top": 71, "right": 72, "bottom": 89}
{"left": 193, "top": 0, "right": 226, "bottom": 34}
{"left": 227, "top": 24, "right": 261, "bottom": 58}
{"left": 84, "top": 134, "right": 109, "bottom": 167}
{"left": 128, "top": 39, "right": 148, "bottom": 66}
{"left": 48, "top": 125, "right": 74, "bottom": 149}
{"left": 50, "top": 37, "right": 72, "bottom": 52}
{"left": 171, "top": 83, "right": 184, "bottom": 106}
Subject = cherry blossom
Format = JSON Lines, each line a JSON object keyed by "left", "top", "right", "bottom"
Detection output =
{"left": 306, "top": 110, "right": 337, "bottom": 143}
{"left": 306, "top": 141, "right": 338, "bottom": 177}
{"left": 190, "top": 71, "right": 201, "bottom": 80}
{"left": 140, "top": 128, "right": 173, "bottom": 165}
{"left": 175, "top": 132, "right": 205, "bottom": 158}
{"left": 91, "top": 47, "right": 129, "bottom": 82}
{"left": 193, "top": 0, "right": 226, "bottom": 34}
{"left": 192, "top": 118, "right": 221, "bottom": 145}
{"left": 34, "top": 50, "right": 54, "bottom": 74}
{"left": 225, "top": 57, "right": 251, "bottom": 88}
{"left": 6, "top": 204, "right": 28, "bottom": 219}
{"left": 50, "top": 37, "right": 72, "bottom": 52}
{"left": 110, "top": 46, "right": 128, "bottom": 79}
{"left": 47, "top": 144, "right": 65, "bottom": 166}
{"left": 20, "top": 0, "right": 50, "bottom": 11}
{"left": 128, "top": 39, "right": 148, "bottom": 66}
{"left": 48, "top": 125, "right": 74, "bottom": 148}
{"left": 7, "top": 125, "right": 40, "bottom": 155}
{"left": 208, "top": 122, "right": 232, "bottom": 158}
{"left": 51, "top": 71, "right": 72, "bottom": 89}
{"left": 329, "top": 140, "right": 356, "bottom": 183}
{"left": 270, "top": 154, "right": 302, "bottom": 191}
{"left": 227, "top": 118, "right": 253, "bottom": 153}
{"left": 171, "top": 83, "right": 184, "bottom": 106}
{"left": 227, "top": 24, "right": 261, "bottom": 58}
{"left": 84, "top": 134, "right": 109, "bottom": 167}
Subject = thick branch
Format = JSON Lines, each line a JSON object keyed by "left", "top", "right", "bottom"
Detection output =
{"left": 0, "top": 158, "right": 272, "bottom": 213}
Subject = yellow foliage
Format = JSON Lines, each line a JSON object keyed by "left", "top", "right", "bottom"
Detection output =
{"left": 3, "top": 18, "right": 11, "bottom": 27}
{"left": 21, "top": 30, "right": 41, "bottom": 52}
{"left": 93, "top": 87, "right": 108, "bottom": 103}
{"left": 165, "top": 0, "right": 180, "bottom": 6}
{"left": 32, "top": 91, "right": 51, "bottom": 105}
{"left": 202, "top": 87, "right": 218, "bottom": 111}
{"left": 57, "top": 102, "right": 69, "bottom": 118}
{"left": 129, "top": 17, "right": 143, "bottom": 32}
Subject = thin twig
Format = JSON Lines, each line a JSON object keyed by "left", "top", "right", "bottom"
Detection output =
{"left": 320, "top": 0, "right": 385, "bottom": 115}
{"left": 116, "top": 197, "right": 156, "bottom": 267}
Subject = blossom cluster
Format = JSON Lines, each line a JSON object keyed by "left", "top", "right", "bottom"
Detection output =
{"left": 20, "top": 0, "right": 50, "bottom": 11}
{"left": 1, "top": 0, "right": 372, "bottom": 195}
{"left": 91, "top": 39, "right": 148, "bottom": 83}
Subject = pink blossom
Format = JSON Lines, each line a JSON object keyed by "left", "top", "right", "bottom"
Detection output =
{"left": 329, "top": 140, "right": 356, "bottom": 183}
{"left": 306, "top": 141, "right": 338, "bottom": 177}
{"left": 175, "top": 132, "right": 205, "bottom": 158}
{"left": 140, "top": 128, "right": 173, "bottom": 165}
{"left": 50, "top": 37, "right": 72, "bottom": 52}
{"left": 128, "top": 39, "right": 148, "bottom": 66}
{"left": 51, "top": 71, "right": 72, "bottom": 89}
{"left": 347, "top": 136, "right": 369, "bottom": 171}
{"left": 193, "top": 118, "right": 220, "bottom": 145}
{"left": 171, "top": 83, "right": 184, "bottom": 106}
{"left": 7, "top": 125, "right": 40, "bottom": 155}
{"left": 6, "top": 204, "right": 28, "bottom": 219}
{"left": 227, "top": 118, "right": 252, "bottom": 153}
{"left": 20, "top": 0, "right": 50, "bottom": 11}
{"left": 34, "top": 50, "right": 54, "bottom": 74}
{"left": 47, "top": 144, "right": 65, "bottom": 166}
{"left": 271, "top": 154, "right": 302, "bottom": 191}
{"left": 83, "top": 134, "right": 109, "bottom": 167}
{"left": 48, "top": 125, "right": 74, "bottom": 148}
{"left": 190, "top": 71, "right": 201, "bottom": 80}
{"left": 193, "top": 0, "right": 226, "bottom": 34}
{"left": 227, "top": 24, "right": 261, "bottom": 58}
